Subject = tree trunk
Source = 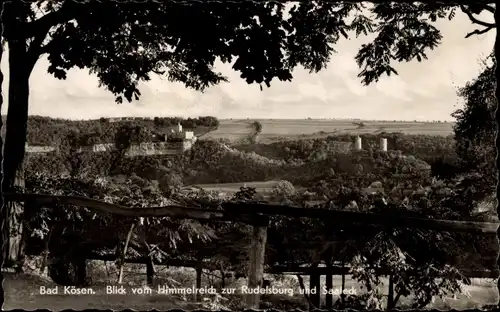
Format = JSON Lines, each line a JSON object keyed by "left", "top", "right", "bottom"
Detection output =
{"left": 496, "top": 6, "right": 500, "bottom": 304}
{"left": 7, "top": 167, "right": 25, "bottom": 272}
{"left": 3, "top": 40, "right": 32, "bottom": 189}
{"left": 3, "top": 40, "right": 34, "bottom": 271}
{"left": 393, "top": 291, "right": 402, "bottom": 309}
{"left": 0, "top": 28, "right": 6, "bottom": 272}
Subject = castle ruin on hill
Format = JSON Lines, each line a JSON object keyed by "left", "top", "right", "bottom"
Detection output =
{"left": 26, "top": 122, "right": 197, "bottom": 157}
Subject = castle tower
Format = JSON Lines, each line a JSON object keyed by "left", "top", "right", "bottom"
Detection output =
{"left": 380, "top": 138, "right": 388, "bottom": 152}
{"left": 354, "top": 136, "right": 362, "bottom": 151}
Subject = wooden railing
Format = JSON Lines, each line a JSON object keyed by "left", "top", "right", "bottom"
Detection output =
{"left": 86, "top": 253, "right": 500, "bottom": 278}
{"left": 4, "top": 192, "right": 499, "bottom": 309}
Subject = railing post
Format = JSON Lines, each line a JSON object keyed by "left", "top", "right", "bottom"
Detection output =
{"left": 246, "top": 215, "right": 269, "bottom": 309}
{"left": 195, "top": 258, "right": 203, "bottom": 302}
{"left": 325, "top": 272, "right": 333, "bottom": 309}
{"left": 309, "top": 272, "right": 321, "bottom": 309}
{"left": 146, "top": 260, "right": 154, "bottom": 286}
{"left": 387, "top": 274, "right": 394, "bottom": 310}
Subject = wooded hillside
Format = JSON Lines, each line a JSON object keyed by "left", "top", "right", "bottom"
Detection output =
{"left": 1, "top": 115, "right": 219, "bottom": 146}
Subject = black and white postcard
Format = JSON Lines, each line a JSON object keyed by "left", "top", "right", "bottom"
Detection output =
{"left": 0, "top": 1, "right": 497, "bottom": 311}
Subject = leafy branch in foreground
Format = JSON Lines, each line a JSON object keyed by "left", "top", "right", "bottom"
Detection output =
{"left": 355, "top": 3, "right": 495, "bottom": 85}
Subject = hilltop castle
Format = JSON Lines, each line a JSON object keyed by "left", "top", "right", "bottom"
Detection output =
{"left": 26, "top": 122, "right": 197, "bottom": 157}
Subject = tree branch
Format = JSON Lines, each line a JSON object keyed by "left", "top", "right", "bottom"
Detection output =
{"left": 480, "top": 4, "right": 495, "bottom": 14}
{"left": 37, "top": 40, "right": 55, "bottom": 56}
{"left": 393, "top": 291, "right": 403, "bottom": 308}
{"left": 24, "top": 31, "right": 50, "bottom": 70}
{"left": 296, "top": 274, "right": 314, "bottom": 307}
{"left": 464, "top": 3, "right": 497, "bottom": 15}
{"left": 117, "top": 222, "right": 136, "bottom": 284}
{"left": 26, "top": 16, "right": 57, "bottom": 60}
{"left": 460, "top": 4, "right": 496, "bottom": 39}
{"left": 460, "top": 5, "right": 496, "bottom": 28}
{"left": 465, "top": 26, "right": 495, "bottom": 38}
{"left": 22, "top": 1, "right": 79, "bottom": 39}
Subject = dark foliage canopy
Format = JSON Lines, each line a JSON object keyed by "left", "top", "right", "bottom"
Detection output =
{"left": 452, "top": 54, "right": 496, "bottom": 185}
{"left": 2, "top": 2, "right": 494, "bottom": 101}
{"left": 453, "top": 55, "right": 496, "bottom": 156}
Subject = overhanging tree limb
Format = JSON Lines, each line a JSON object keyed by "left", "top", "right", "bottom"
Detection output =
{"left": 465, "top": 26, "right": 495, "bottom": 38}
{"left": 460, "top": 5, "right": 496, "bottom": 28}
{"left": 481, "top": 4, "right": 496, "bottom": 14}
{"left": 20, "top": 1, "right": 79, "bottom": 39}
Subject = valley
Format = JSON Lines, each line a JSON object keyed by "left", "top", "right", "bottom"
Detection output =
{"left": 6, "top": 115, "right": 496, "bottom": 311}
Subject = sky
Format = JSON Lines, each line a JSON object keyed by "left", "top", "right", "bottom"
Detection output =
{"left": 0, "top": 5, "right": 496, "bottom": 121}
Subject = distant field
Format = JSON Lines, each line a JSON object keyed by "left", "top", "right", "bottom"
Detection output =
{"left": 202, "top": 119, "right": 455, "bottom": 143}
{"left": 202, "top": 119, "right": 256, "bottom": 141}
